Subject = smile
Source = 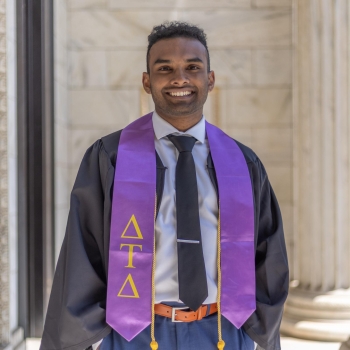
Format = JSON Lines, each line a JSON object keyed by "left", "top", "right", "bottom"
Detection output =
{"left": 167, "top": 90, "right": 194, "bottom": 97}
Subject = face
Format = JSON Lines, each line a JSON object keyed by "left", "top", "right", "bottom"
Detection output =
{"left": 142, "top": 37, "right": 215, "bottom": 119}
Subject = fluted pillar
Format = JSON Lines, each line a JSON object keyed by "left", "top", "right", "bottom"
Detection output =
{"left": 280, "top": 0, "right": 350, "bottom": 341}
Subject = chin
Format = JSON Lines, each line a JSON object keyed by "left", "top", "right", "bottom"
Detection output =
{"left": 166, "top": 104, "right": 202, "bottom": 115}
{"left": 165, "top": 109, "right": 198, "bottom": 117}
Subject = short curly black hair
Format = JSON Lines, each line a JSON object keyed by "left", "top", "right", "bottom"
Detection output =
{"left": 146, "top": 21, "right": 210, "bottom": 73}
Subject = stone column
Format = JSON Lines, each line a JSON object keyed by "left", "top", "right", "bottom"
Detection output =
{"left": 280, "top": 0, "right": 350, "bottom": 342}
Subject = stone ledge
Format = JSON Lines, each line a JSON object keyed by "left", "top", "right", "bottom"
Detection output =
{"left": 281, "top": 337, "right": 341, "bottom": 350}
{"left": 281, "top": 287, "right": 350, "bottom": 342}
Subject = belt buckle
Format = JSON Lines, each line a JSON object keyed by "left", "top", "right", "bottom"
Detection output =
{"left": 171, "top": 306, "right": 190, "bottom": 322}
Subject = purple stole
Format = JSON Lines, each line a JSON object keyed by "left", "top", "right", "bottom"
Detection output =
{"left": 106, "top": 113, "right": 255, "bottom": 341}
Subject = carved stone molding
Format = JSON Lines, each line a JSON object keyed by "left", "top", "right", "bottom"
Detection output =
{"left": 282, "top": 287, "right": 350, "bottom": 341}
{"left": 0, "top": 0, "right": 9, "bottom": 347}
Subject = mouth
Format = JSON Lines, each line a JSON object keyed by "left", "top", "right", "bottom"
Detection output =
{"left": 165, "top": 90, "right": 195, "bottom": 98}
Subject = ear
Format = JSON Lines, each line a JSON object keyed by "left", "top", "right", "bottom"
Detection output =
{"left": 142, "top": 72, "right": 152, "bottom": 94}
{"left": 208, "top": 70, "right": 215, "bottom": 92}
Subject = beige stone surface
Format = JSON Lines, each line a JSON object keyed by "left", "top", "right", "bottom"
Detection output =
{"left": 69, "top": 51, "right": 107, "bottom": 87}
{"left": 225, "top": 88, "right": 292, "bottom": 126}
{"left": 211, "top": 88, "right": 230, "bottom": 131}
{"left": 202, "top": 92, "right": 217, "bottom": 126}
{"left": 211, "top": 49, "right": 251, "bottom": 86}
{"left": 54, "top": 41, "right": 68, "bottom": 87}
{"left": 70, "top": 90, "right": 139, "bottom": 127}
{"left": 226, "top": 127, "right": 253, "bottom": 148}
{"left": 254, "top": 49, "right": 292, "bottom": 86}
{"left": 182, "top": 9, "right": 292, "bottom": 47}
{"left": 68, "top": 9, "right": 291, "bottom": 49}
{"left": 107, "top": 0, "right": 251, "bottom": 8}
{"left": 54, "top": 0, "right": 68, "bottom": 48}
{"left": 68, "top": 0, "right": 107, "bottom": 9}
{"left": 281, "top": 338, "right": 341, "bottom": 350}
{"left": 54, "top": 0, "right": 70, "bottom": 263}
{"left": 251, "top": 126, "right": 292, "bottom": 163}
{"left": 55, "top": 165, "right": 70, "bottom": 208}
{"left": 55, "top": 83, "right": 69, "bottom": 125}
{"left": 264, "top": 163, "right": 292, "bottom": 203}
{"left": 54, "top": 1, "right": 68, "bottom": 88}
{"left": 54, "top": 120, "right": 70, "bottom": 254}
{"left": 55, "top": 123, "right": 69, "bottom": 165}
{"left": 254, "top": 0, "right": 292, "bottom": 7}
{"left": 68, "top": 11, "right": 174, "bottom": 49}
{"left": 107, "top": 50, "right": 146, "bottom": 88}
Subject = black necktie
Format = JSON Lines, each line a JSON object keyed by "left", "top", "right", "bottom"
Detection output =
{"left": 168, "top": 134, "right": 208, "bottom": 311}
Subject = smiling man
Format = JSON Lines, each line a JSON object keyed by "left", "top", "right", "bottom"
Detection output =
{"left": 40, "top": 22, "right": 289, "bottom": 350}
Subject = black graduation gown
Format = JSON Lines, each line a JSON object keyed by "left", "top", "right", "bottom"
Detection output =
{"left": 40, "top": 130, "right": 289, "bottom": 350}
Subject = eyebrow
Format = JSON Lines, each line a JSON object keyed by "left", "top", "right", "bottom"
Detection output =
{"left": 153, "top": 58, "right": 171, "bottom": 65}
{"left": 153, "top": 57, "right": 204, "bottom": 65}
{"left": 186, "top": 57, "right": 204, "bottom": 64}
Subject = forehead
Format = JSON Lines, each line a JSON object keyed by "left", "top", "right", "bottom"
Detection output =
{"left": 149, "top": 37, "right": 207, "bottom": 62}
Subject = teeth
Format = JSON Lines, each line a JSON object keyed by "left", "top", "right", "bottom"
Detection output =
{"left": 170, "top": 91, "right": 192, "bottom": 97}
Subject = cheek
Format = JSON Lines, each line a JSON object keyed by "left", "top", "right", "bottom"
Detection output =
{"left": 150, "top": 73, "right": 173, "bottom": 86}
{"left": 149, "top": 79, "right": 162, "bottom": 92}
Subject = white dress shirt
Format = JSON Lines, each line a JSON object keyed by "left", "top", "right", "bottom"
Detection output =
{"left": 152, "top": 110, "right": 219, "bottom": 304}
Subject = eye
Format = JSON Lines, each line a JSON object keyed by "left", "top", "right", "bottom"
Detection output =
{"left": 188, "top": 65, "right": 200, "bottom": 70}
{"left": 158, "top": 66, "right": 171, "bottom": 71}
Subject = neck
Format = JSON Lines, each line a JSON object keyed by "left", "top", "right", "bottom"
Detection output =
{"left": 155, "top": 108, "right": 203, "bottom": 132}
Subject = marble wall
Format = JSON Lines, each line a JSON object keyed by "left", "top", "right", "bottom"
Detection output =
{"left": 6, "top": 0, "right": 18, "bottom": 335}
{"left": 59, "top": 0, "right": 294, "bottom": 273}
{"left": 2, "top": 0, "right": 19, "bottom": 345}
{"left": 54, "top": 0, "right": 70, "bottom": 260}
{"left": 1, "top": 0, "right": 10, "bottom": 344}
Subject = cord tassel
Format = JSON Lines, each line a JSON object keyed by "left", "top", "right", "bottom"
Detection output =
{"left": 150, "top": 341, "right": 158, "bottom": 350}
{"left": 150, "top": 194, "right": 159, "bottom": 350}
{"left": 217, "top": 207, "right": 225, "bottom": 350}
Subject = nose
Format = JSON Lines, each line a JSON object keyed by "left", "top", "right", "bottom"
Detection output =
{"left": 170, "top": 68, "right": 189, "bottom": 86}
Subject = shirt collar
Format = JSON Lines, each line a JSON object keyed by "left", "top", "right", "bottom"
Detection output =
{"left": 152, "top": 110, "right": 206, "bottom": 144}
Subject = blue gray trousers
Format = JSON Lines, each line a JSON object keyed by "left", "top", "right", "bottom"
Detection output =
{"left": 100, "top": 313, "right": 254, "bottom": 350}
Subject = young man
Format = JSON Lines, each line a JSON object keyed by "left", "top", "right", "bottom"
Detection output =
{"left": 40, "top": 22, "right": 288, "bottom": 350}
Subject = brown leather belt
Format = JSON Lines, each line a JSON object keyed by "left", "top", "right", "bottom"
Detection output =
{"left": 154, "top": 303, "right": 218, "bottom": 322}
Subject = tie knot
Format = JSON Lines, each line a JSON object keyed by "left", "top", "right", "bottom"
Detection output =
{"left": 167, "top": 135, "right": 197, "bottom": 153}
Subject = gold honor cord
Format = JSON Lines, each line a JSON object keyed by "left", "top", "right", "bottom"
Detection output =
{"left": 217, "top": 208, "right": 225, "bottom": 350}
{"left": 150, "top": 194, "right": 158, "bottom": 350}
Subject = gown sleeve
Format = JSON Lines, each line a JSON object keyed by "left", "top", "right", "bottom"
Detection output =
{"left": 243, "top": 158, "right": 289, "bottom": 350}
{"left": 40, "top": 139, "right": 114, "bottom": 350}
